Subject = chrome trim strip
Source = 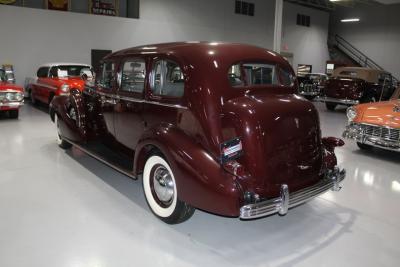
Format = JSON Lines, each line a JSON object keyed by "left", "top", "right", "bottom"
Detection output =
{"left": 35, "top": 82, "right": 58, "bottom": 91}
{"left": 316, "top": 96, "right": 359, "bottom": 105}
{"left": 239, "top": 167, "right": 346, "bottom": 219}
{"left": 66, "top": 140, "right": 137, "bottom": 179}
{"left": 96, "top": 91, "right": 188, "bottom": 109}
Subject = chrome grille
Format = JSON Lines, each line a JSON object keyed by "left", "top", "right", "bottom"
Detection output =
{"left": 302, "top": 84, "right": 318, "bottom": 93}
{"left": 361, "top": 124, "right": 400, "bottom": 142}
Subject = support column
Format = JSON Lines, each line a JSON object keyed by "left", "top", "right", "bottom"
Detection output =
{"left": 273, "top": 0, "right": 283, "bottom": 53}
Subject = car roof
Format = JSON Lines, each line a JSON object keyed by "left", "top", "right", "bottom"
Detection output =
{"left": 104, "top": 42, "right": 291, "bottom": 70}
{"left": 333, "top": 67, "right": 390, "bottom": 83}
{"left": 39, "top": 63, "right": 92, "bottom": 68}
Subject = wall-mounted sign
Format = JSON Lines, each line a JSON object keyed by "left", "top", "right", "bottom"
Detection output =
{"left": 0, "top": 0, "right": 16, "bottom": 4}
{"left": 45, "top": 0, "right": 70, "bottom": 11}
{"left": 89, "top": 0, "right": 119, "bottom": 16}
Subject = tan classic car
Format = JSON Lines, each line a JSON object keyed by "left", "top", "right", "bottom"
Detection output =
{"left": 343, "top": 86, "right": 400, "bottom": 151}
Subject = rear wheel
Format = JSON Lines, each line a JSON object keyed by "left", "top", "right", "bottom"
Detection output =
{"left": 325, "top": 102, "right": 337, "bottom": 111}
{"left": 357, "top": 142, "right": 373, "bottom": 150}
{"left": 55, "top": 115, "right": 72, "bottom": 149}
{"left": 9, "top": 110, "right": 19, "bottom": 119}
{"left": 143, "top": 154, "right": 195, "bottom": 224}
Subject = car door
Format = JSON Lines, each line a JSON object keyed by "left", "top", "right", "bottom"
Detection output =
{"left": 114, "top": 58, "right": 146, "bottom": 150}
{"left": 35, "top": 66, "right": 50, "bottom": 103}
{"left": 96, "top": 60, "right": 118, "bottom": 138}
{"left": 142, "top": 58, "right": 186, "bottom": 131}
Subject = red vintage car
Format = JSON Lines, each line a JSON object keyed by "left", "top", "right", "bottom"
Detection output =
{"left": 26, "top": 63, "right": 93, "bottom": 105}
{"left": 318, "top": 67, "right": 396, "bottom": 110}
{"left": 0, "top": 68, "right": 24, "bottom": 118}
{"left": 50, "top": 42, "right": 346, "bottom": 224}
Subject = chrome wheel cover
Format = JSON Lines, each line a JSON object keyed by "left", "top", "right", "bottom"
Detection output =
{"left": 152, "top": 165, "right": 175, "bottom": 206}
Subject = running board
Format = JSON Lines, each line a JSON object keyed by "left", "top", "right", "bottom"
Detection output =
{"left": 67, "top": 140, "right": 137, "bottom": 179}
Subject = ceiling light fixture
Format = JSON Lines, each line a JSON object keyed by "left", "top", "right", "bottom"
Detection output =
{"left": 341, "top": 18, "right": 360, "bottom": 22}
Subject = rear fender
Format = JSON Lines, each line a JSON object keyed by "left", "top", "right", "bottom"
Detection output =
{"left": 134, "top": 124, "right": 243, "bottom": 217}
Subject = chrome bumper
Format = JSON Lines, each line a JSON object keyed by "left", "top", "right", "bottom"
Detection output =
{"left": 299, "top": 91, "right": 320, "bottom": 96}
{"left": 0, "top": 101, "right": 24, "bottom": 108}
{"left": 343, "top": 123, "right": 400, "bottom": 152}
{"left": 315, "top": 96, "right": 359, "bottom": 105}
{"left": 239, "top": 167, "right": 346, "bottom": 219}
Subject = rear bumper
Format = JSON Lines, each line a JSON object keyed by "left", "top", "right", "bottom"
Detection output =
{"left": 343, "top": 123, "right": 400, "bottom": 152}
{"left": 316, "top": 96, "right": 359, "bottom": 105}
{"left": 239, "top": 167, "right": 346, "bottom": 219}
{"left": 0, "top": 101, "right": 24, "bottom": 110}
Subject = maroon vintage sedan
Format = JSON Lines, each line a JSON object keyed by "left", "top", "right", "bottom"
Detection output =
{"left": 49, "top": 42, "right": 345, "bottom": 224}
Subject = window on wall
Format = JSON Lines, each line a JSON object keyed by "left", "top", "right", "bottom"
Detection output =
{"left": 297, "top": 14, "right": 311, "bottom": 27}
{"left": 235, "top": 1, "right": 255, "bottom": 16}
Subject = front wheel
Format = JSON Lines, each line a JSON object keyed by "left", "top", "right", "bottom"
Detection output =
{"left": 325, "top": 102, "right": 337, "bottom": 111}
{"left": 9, "top": 110, "right": 19, "bottom": 119}
{"left": 143, "top": 154, "right": 195, "bottom": 224}
{"left": 55, "top": 115, "right": 72, "bottom": 149}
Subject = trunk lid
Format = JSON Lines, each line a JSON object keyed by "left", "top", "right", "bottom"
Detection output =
{"left": 222, "top": 91, "right": 324, "bottom": 197}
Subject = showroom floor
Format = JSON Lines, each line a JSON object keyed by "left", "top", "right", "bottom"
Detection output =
{"left": 0, "top": 102, "right": 399, "bottom": 267}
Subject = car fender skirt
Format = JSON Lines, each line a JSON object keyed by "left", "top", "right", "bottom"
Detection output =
{"left": 135, "top": 125, "right": 243, "bottom": 217}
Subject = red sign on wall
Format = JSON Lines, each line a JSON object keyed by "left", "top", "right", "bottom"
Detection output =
{"left": 46, "top": 0, "right": 70, "bottom": 11}
{"left": 89, "top": 0, "right": 119, "bottom": 16}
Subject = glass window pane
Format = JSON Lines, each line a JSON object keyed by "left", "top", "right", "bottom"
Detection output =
{"left": 121, "top": 60, "right": 146, "bottom": 93}
{"left": 151, "top": 60, "right": 184, "bottom": 98}
{"left": 228, "top": 63, "right": 278, "bottom": 87}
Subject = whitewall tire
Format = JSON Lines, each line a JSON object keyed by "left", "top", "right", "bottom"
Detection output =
{"left": 55, "top": 115, "right": 72, "bottom": 149}
{"left": 143, "top": 154, "right": 195, "bottom": 224}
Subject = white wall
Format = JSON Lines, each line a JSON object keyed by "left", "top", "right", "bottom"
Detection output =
{"left": 330, "top": 4, "right": 400, "bottom": 79}
{"left": 281, "top": 2, "right": 330, "bottom": 74}
{"left": 0, "top": 0, "right": 275, "bottom": 84}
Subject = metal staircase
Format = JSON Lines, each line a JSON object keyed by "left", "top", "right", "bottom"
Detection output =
{"left": 330, "top": 34, "right": 398, "bottom": 85}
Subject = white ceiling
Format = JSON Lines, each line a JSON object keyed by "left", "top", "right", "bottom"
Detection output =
{"left": 375, "top": 0, "right": 400, "bottom": 4}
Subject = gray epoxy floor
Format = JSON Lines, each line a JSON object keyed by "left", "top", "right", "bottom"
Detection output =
{"left": 0, "top": 102, "right": 399, "bottom": 267}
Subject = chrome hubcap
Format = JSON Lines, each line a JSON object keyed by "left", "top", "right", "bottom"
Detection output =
{"left": 153, "top": 165, "right": 175, "bottom": 205}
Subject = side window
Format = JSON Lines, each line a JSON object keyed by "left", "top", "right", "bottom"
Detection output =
{"left": 98, "top": 61, "right": 115, "bottom": 89}
{"left": 151, "top": 60, "right": 184, "bottom": 98}
{"left": 49, "top": 67, "right": 58, "bottom": 78}
{"left": 37, "top": 67, "right": 49, "bottom": 78}
{"left": 121, "top": 59, "right": 146, "bottom": 93}
{"left": 279, "top": 67, "right": 295, "bottom": 87}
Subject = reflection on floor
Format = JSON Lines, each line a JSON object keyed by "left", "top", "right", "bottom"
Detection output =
{"left": 0, "top": 102, "right": 399, "bottom": 267}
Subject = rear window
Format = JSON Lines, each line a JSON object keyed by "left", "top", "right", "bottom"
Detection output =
{"left": 228, "top": 63, "right": 279, "bottom": 87}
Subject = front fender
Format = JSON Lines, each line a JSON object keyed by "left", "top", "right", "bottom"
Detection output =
{"left": 134, "top": 124, "right": 243, "bottom": 217}
{"left": 50, "top": 92, "right": 87, "bottom": 143}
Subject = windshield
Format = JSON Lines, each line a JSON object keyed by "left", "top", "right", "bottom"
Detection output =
{"left": 50, "top": 65, "right": 93, "bottom": 78}
{"left": 0, "top": 69, "right": 6, "bottom": 82}
{"left": 228, "top": 63, "right": 279, "bottom": 87}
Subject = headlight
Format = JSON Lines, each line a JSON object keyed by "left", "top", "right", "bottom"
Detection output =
{"left": 60, "top": 84, "right": 70, "bottom": 93}
{"left": 15, "top": 92, "right": 24, "bottom": 101}
{"left": 346, "top": 106, "right": 357, "bottom": 121}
